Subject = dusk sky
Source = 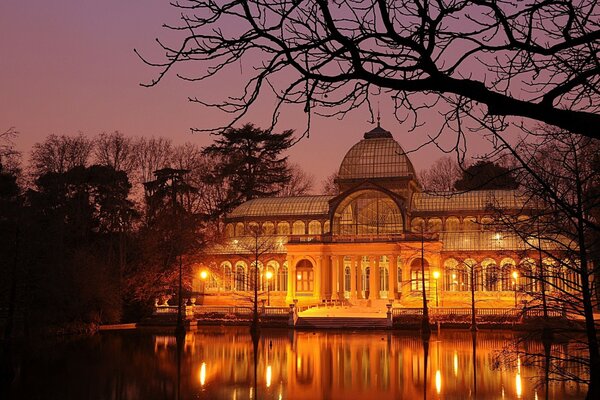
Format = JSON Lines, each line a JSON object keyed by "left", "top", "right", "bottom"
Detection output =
{"left": 1, "top": 0, "right": 500, "bottom": 184}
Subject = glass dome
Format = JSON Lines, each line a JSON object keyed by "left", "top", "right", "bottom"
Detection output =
{"left": 338, "top": 125, "right": 416, "bottom": 180}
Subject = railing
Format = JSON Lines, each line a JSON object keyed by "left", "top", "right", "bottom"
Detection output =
{"left": 392, "top": 307, "right": 566, "bottom": 318}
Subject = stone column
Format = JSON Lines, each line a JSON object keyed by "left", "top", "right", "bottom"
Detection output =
{"left": 356, "top": 257, "right": 364, "bottom": 299}
{"left": 401, "top": 258, "right": 411, "bottom": 301}
{"left": 286, "top": 255, "right": 296, "bottom": 303}
{"left": 315, "top": 256, "right": 322, "bottom": 302}
{"left": 338, "top": 256, "right": 345, "bottom": 299}
{"left": 350, "top": 256, "right": 357, "bottom": 300}
{"left": 391, "top": 257, "right": 399, "bottom": 299}
{"left": 321, "top": 255, "right": 331, "bottom": 300}
{"left": 369, "top": 256, "right": 378, "bottom": 300}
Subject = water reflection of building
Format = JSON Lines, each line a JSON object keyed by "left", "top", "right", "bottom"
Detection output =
{"left": 149, "top": 329, "right": 586, "bottom": 399}
{"left": 198, "top": 123, "right": 581, "bottom": 308}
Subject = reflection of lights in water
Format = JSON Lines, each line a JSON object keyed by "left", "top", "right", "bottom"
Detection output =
{"left": 435, "top": 370, "right": 441, "bottom": 394}
{"left": 249, "top": 386, "right": 253, "bottom": 399}
{"left": 297, "top": 356, "right": 302, "bottom": 370}
{"left": 453, "top": 351, "right": 458, "bottom": 376}
{"left": 278, "top": 394, "right": 282, "bottom": 400}
{"left": 199, "top": 362, "right": 206, "bottom": 386}
{"left": 516, "top": 355, "right": 522, "bottom": 398}
{"left": 266, "top": 365, "right": 272, "bottom": 388}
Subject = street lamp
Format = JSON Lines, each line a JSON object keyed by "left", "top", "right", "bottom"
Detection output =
{"left": 199, "top": 270, "right": 208, "bottom": 299}
{"left": 433, "top": 270, "right": 440, "bottom": 307}
{"left": 265, "top": 270, "right": 273, "bottom": 306}
{"left": 512, "top": 270, "right": 519, "bottom": 307}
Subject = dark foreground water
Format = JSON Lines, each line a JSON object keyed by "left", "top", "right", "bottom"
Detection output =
{"left": 5, "top": 327, "right": 589, "bottom": 399}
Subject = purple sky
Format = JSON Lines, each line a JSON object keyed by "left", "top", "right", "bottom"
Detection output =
{"left": 0, "top": 0, "right": 499, "bottom": 184}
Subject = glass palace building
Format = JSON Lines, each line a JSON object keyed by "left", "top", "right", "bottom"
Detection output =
{"left": 198, "top": 124, "right": 574, "bottom": 308}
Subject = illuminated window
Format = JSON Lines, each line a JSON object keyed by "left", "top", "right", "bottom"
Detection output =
{"left": 333, "top": 190, "right": 403, "bottom": 236}
{"left": 308, "top": 220, "right": 322, "bottom": 235}
{"left": 278, "top": 263, "right": 288, "bottom": 292}
{"left": 293, "top": 220, "right": 306, "bottom": 235}
{"left": 410, "top": 258, "right": 429, "bottom": 291}
{"left": 296, "top": 259, "right": 314, "bottom": 292}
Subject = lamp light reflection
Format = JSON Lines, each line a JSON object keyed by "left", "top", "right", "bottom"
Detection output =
{"left": 199, "top": 362, "right": 206, "bottom": 386}
{"left": 435, "top": 370, "right": 441, "bottom": 394}
{"left": 266, "top": 365, "right": 272, "bottom": 387}
{"left": 516, "top": 355, "right": 522, "bottom": 398}
{"left": 453, "top": 351, "right": 458, "bottom": 376}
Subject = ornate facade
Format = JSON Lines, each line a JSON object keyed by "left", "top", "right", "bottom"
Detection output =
{"left": 198, "top": 124, "right": 577, "bottom": 308}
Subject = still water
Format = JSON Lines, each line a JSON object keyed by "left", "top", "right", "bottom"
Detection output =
{"left": 7, "top": 327, "right": 588, "bottom": 399}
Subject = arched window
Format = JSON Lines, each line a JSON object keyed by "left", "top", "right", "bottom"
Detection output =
{"left": 323, "top": 221, "right": 331, "bottom": 234}
{"left": 428, "top": 218, "right": 443, "bottom": 232}
{"left": 235, "top": 223, "right": 245, "bottom": 237}
{"left": 234, "top": 263, "right": 247, "bottom": 291}
{"left": 380, "top": 262, "right": 389, "bottom": 294}
{"left": 296, "top": 259, "right": 314, "bottom": 292}
{"left": 221, "top": 262, "right": 233, "bottom": 290}
{"left": 247, "top": 221, "right": 259, "bottom": 234}
{"left": 292, "top": 220, "right": 305, "bottom": 235}
{"left": 463, "top": 216, "right": 478, "bottom": 231}
{"left": 464, "top": 258, "right": 478, "bottom": 291}
{"left": 279, "top": 262, "right": 288, "bottom": 292}
{"left": 443, "top": 258, "right": 465, "bottom": 292}
{"left": 225, "top": 224, "right": 234, "bottom": 238}
{"left": 482, "top": 258, "right": 498, "bottom": 291}
{"left": 520, "top": 258, "right": 536, "bottom": 292}
{"left": 277, "top": 222, "right": 290, "bottom": 235}
{"left": 410, "top": 258, "right": 429, "bottom": 291}
{"left": 308, "top": 220, "right": 322, "bottom": 235}
{"left": 263, "top": 221, "right": 275, "bottom": 235}
{"left": 499, "top": 258, "right": 516, "bottom": 291}
{"left": 333, "top": 190, "right": 403, "bottom": 236}
{"left": 264, "top": 261, "right": 277, "bottom": 292}
{"left": 344, "top": 266, "right": 351, "bottom": 295}
{"left": 445, "top": 217, "right": 460, "bottom": 231}
{"left": 411, "top": 217, "right": 425, "bottom": 233}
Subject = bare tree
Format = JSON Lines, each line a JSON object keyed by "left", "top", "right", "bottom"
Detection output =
{"left": 133, "top": 137, "right": 173, "bottom": 185}
{"left": 0, "top": 127, "right": 21, "bottom": 174}
{"left": 419, "top": 156, "right": 461, "bottom": 192}
{"left": 94, "top": 131, "right": 138, "bottom": 175}
{"left": 486, "top": 128, "right": 600, "bottom": 399}
{"left": 277, "top": 163, "right": 314, "bottom": 196}
{"left": 139, "top": 0, "right": 600, "bottom": 139}
{"left": 321, "top": 172, "right": 339, "bottom": 196}
{"left": 30, "top": 133, "right": 93, "bottom": 176}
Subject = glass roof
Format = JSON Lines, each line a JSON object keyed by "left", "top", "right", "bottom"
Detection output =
{"left": 227, "top": 196, "right": 333, "bottom": 218}
{"left": 413, "top": 190, "right": 523, "bottom": 212}
{"left": 338, "top": 137, "right": 416, "bottom": 180}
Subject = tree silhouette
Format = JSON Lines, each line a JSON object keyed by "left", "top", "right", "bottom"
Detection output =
{"left": 139, "top": 0, "right": 600, "bottom": 139}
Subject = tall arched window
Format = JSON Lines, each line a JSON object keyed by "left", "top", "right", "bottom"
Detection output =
{"left": 344, "top": 266, "right": 351, "bottom": 295}
{"left": 234, "top": 263, "right": 247, "bottom": 291}
{"left": 296, "top": 259, "right": 314, "bottom": 292}
{"left": 308, "top": 220, "right": 322, "bottom": 235}
{"left": 499, "top": 258, "right": 516, "bottom": 291}
{"left": 445, "top": 217, "right": 460, "bottom": 231}
{"left": 221, "top": 262, "right": 233, "bottom": 291}
{"left": 292, "top": 220, "right": 306, "bottom": 235}
{"left": 277, "top": 222, "right": 290, "bottom": 235}
{"left": 278, "top": 262, "right": 288, "bottom": 292}
{"left": 333, "top": 190, "right": 403, "bottom": 236}
{"left": 482, "top": 258, "right": 498, "bottom": 291}
{"left": 410, "top": 258, "right": 429, "bottom": 291}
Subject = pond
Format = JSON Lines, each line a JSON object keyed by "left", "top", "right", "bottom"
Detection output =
{"left": 6, "top": 327, "right": 588, "bottom": 399}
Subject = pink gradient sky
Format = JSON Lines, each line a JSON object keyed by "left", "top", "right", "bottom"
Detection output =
{"left": 0, "top": 0, "right": 498, "bottom": 185}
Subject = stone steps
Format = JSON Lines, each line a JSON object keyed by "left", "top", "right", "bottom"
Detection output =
{"left": 295, "top": 316, "right": 390, "bottom": 329}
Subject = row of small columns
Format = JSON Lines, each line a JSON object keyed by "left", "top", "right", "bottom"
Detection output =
{"left": 286, "top": 254, "right": 427, "bottom": 302}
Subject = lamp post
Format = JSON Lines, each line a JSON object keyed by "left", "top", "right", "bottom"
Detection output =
{"left": 199, "top": 270, "right": 208, "bottom": 304}
{"left": 433, "top": 270, "right": 440, "bottom": 307}
{"left": 265, "top": 270, "right": 273, "bottom": 306}
{"left": 512, "top": 271, "right": 519, "bottom": 307}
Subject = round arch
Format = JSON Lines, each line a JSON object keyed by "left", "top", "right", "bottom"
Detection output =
{"left": 331, "top": 188, "right": 405, "bottom": 236}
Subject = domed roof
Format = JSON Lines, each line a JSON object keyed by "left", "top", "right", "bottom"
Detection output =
{"left": 338, "top": 124, "right": 416, "bottom": 180}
